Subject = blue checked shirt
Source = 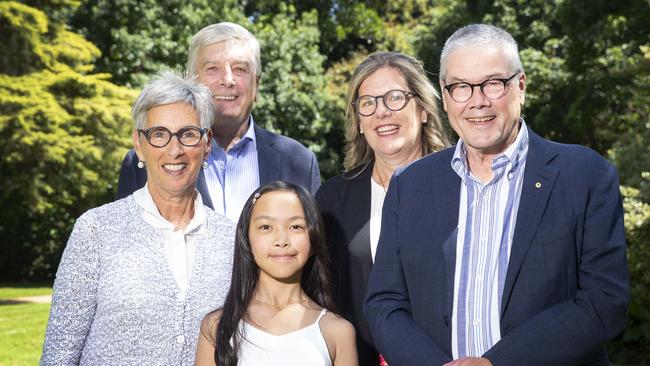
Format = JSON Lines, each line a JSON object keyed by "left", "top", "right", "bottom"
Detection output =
{"left": 451, "top": 119, "right": 529, "bottom": 358}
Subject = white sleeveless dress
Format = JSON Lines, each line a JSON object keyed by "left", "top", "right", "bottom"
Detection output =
{"left": 237, "top": 309, "right": 332, "bottom": 366}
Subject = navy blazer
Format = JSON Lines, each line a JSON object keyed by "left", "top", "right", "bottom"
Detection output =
{"left": 316, "top": 162, "right": 379, "bottom": 366}
{"left": 364, "top": 128, "right": 629, "bottom": 366}
{"left": 116, "top": 121, "right": 321, "bottom": 206}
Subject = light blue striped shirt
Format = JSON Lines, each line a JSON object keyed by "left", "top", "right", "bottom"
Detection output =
{"left": 204, "top": 117, "right": 260, "bottom": 223}
{"left": 451, "top": 120, "right": 529, "bottom": 358}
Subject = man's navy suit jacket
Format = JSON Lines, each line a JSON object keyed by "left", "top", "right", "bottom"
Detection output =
{"left": 116, "top": 122, "right": 321, "bottom": 206}
{"left": 364, "top": 128, "right": 629, "bottom": 366}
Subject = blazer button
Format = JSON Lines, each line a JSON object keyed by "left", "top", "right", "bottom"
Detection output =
{"left": 176, "top": 335, "right": 185, "bottom": 344}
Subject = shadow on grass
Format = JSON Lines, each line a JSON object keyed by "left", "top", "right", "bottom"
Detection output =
{"left": 0, "top": 296, "right": 51, "bottom": 305}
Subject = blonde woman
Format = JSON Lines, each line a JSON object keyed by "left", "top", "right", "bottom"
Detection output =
{"left": 316, "top": 51, "right": 451, "bottom": 365}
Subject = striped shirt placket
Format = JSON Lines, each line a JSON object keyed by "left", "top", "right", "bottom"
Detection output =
{"left": 452, "top": 122, "right": 529, "bottom": 358}
{"left": 204, "top": 118, "right": 260, "bottom": 223}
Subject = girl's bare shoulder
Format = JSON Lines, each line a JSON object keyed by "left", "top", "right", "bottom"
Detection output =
{"left": 319, "top": 310, "right": 356, "bottom": 338}
{"left": 200, "top": 309, "right": 223, "bottom": 345}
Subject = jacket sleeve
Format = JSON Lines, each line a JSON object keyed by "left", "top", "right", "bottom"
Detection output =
{"left": 484, "top": 161, "right": 629, "bottom": 365}
{"left": 364, "top": 174, "right": 452, "bottom": 366}
{"left": 40, "top": 213, "right": 100, "bottom": 365}
{"left": 308, "top": 150, "right": 321, "bottom": 194}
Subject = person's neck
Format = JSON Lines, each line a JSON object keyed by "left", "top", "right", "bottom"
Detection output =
{"left": 464, "top": 121, "right": 521, "bottom": 184}
{"left": 254, "top": 276, "right": 305, "bottom": 307}
{"left": 213, "top": 119, "right": 250, "bottom": 151}
{"left": 464, "top": 149, "right": 497, "bottom": 183}
{"left": 373, "top": 146, "right": 422, "bottom": 190}
{"left": 148, "top": 185, "right": 196, "bottom": 230}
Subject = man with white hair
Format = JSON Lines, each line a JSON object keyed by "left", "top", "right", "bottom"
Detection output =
{"left": 117, "top": 22, "right": 320, "bottom": 222}
{"left": 364, "top": 24, "right": 628, "bottom": 366}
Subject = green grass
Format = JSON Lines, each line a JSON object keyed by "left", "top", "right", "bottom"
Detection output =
{"left": 0, "top": 286, "right": 51, "bottom": 366}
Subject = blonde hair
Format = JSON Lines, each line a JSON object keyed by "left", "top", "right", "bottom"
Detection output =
{"left": 343, "top": 51, "right": 451, "bottom": 171}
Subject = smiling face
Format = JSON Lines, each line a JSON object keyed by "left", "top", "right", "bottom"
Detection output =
{"left": 357, "top": 66, "right": 426, "bottom": 163}
{"left": 195, "top": 40, "right": 259, "bottom": 129}
{"left": 249, "top": 190, "right": 311, "bottom": 283}
{"left": 134, "top": 102, "right": 211, "bottom": 202}
{"left": 441, "top": 45, "right": 525, "bottom": 157}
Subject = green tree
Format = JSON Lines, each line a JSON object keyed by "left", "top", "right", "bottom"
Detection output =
{"left": 252, "top": 4, "right": 343, "bottom": 178}
{"left": 69, "top": 0, "right": 246, "bottom": 86}
{"left": 608, "top": 46, "right": 650, "bottom": 362}
{"left": 244, "top": 0, "right": 386, "bottom": 65}
{"left": 244, "top": 0, "right": 438, "bottom": 66}
{"left": 0, "top": 1, "right": 135, "bottom": 281}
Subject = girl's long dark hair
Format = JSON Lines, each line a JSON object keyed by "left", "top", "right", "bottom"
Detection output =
{"left": 214, "top": 181, "right": 334, "bottom": 366}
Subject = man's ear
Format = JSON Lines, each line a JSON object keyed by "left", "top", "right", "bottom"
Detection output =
{"left": 254, "top": 75, "right": 261, "bottom": 102}
{"left": 439, "top": 81, "right": 448, "bottom": 112}
{"left": 518, "top": 72, "right": 526, "bottom": 105}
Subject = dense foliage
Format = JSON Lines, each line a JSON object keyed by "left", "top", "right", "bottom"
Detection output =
{"left": 69, "top": 0, "right": 247, "bottom": 86}
{"left": 0, "top": 1, "right": 135, "bottom": 280}
{"left": 1, "top": 0, "right": 648, "bottom": 362}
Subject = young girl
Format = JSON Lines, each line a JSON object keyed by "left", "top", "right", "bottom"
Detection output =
{"left": 195, "top": 181, "right": 358, "bottom": 366}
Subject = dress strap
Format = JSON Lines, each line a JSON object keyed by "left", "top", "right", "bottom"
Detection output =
{"left": 315, "top": 308, "right": 328, "bottom": 324}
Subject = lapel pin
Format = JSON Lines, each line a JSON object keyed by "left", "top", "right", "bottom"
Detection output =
{"left": 535, "top": 182, "right": 542, "bottom": 188}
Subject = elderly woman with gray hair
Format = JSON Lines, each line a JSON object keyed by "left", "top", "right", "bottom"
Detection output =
{"left": 40, "top": 72, "right": 235, "bottom": 366}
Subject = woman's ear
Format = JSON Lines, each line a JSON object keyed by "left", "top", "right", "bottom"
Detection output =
{"left": 204, "top": 129, "right": 212, "bottom": 156}
{"left": 133, "top": 129, "right": 145, "bottom": 161}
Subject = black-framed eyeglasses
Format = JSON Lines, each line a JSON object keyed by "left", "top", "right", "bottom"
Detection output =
{"left": 137, "top": 126, "right": 208, "bottom": 148}
{"left": 444, "top": 73, "right": 520, "bottom": 103}
{"left": 353, "top": 89, "right": 417, "bottom": 117}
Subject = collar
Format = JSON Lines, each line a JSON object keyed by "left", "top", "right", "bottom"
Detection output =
{"left": 210, "top": 115, "right": 256, "bottom": 156}
{"left": 133, "top": 183, "right": 206, "bottom": 234}
{"left": 452, "top": 118, "right": 529, "bottom": 182}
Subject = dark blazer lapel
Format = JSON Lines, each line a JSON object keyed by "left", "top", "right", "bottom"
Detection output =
{"left": 348, "top": 221, "right": 372, "bottom": 273}
{"left": 196, "top": 169, "right": 213, "bottom": 209}
{"left": 339, "top": 162, "right": 375, "bottom": 345}
{"left": 501, "top": 129, "right": 559, "bottom": 316}
{"left": 435, "top": 153, "right": 462, "bottom": 318}
{"left": 254, "top": 123, "right": 280, "bottom": 185}
{"left": 443, "top": 227, "right": 459, "bottom": 318}
{"left": 345, "top": 164, "right": 374, "bottom": 276}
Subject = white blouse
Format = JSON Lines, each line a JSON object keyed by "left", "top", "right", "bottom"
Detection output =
{"left": 133, "top": 184, "right": 207, "bottom": 297}
{"left": 369, "top": 177, "right": 387, "bottom": 262}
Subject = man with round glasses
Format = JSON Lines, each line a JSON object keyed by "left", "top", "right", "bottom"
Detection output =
{"left": 365, "top": 24, "right": 628, "bottom": 366}
{"left": 117, "top": 22, "right": 320, "bottom": 222}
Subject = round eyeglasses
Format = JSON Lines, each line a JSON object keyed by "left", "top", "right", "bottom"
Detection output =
{"left": 354, "top": 89, "right": 417, "bottom": 117}
{"left": 138, "top": 126, "right": 208, "bottom": 148}
{"left": 444, "top": 73, "right": 520, "bottom": 103}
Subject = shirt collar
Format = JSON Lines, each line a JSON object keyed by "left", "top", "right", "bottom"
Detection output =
{"left": 243, "top": 115, "right": 257, "bottom": 142}
{"left": 210, "top": 115, "right": 256, "bottom": 156}
{"left": 133, "top": 183, "right": 206, "bottom": 234}
{"left": 452, "top": 118, "right": 529, "bottom": 181}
